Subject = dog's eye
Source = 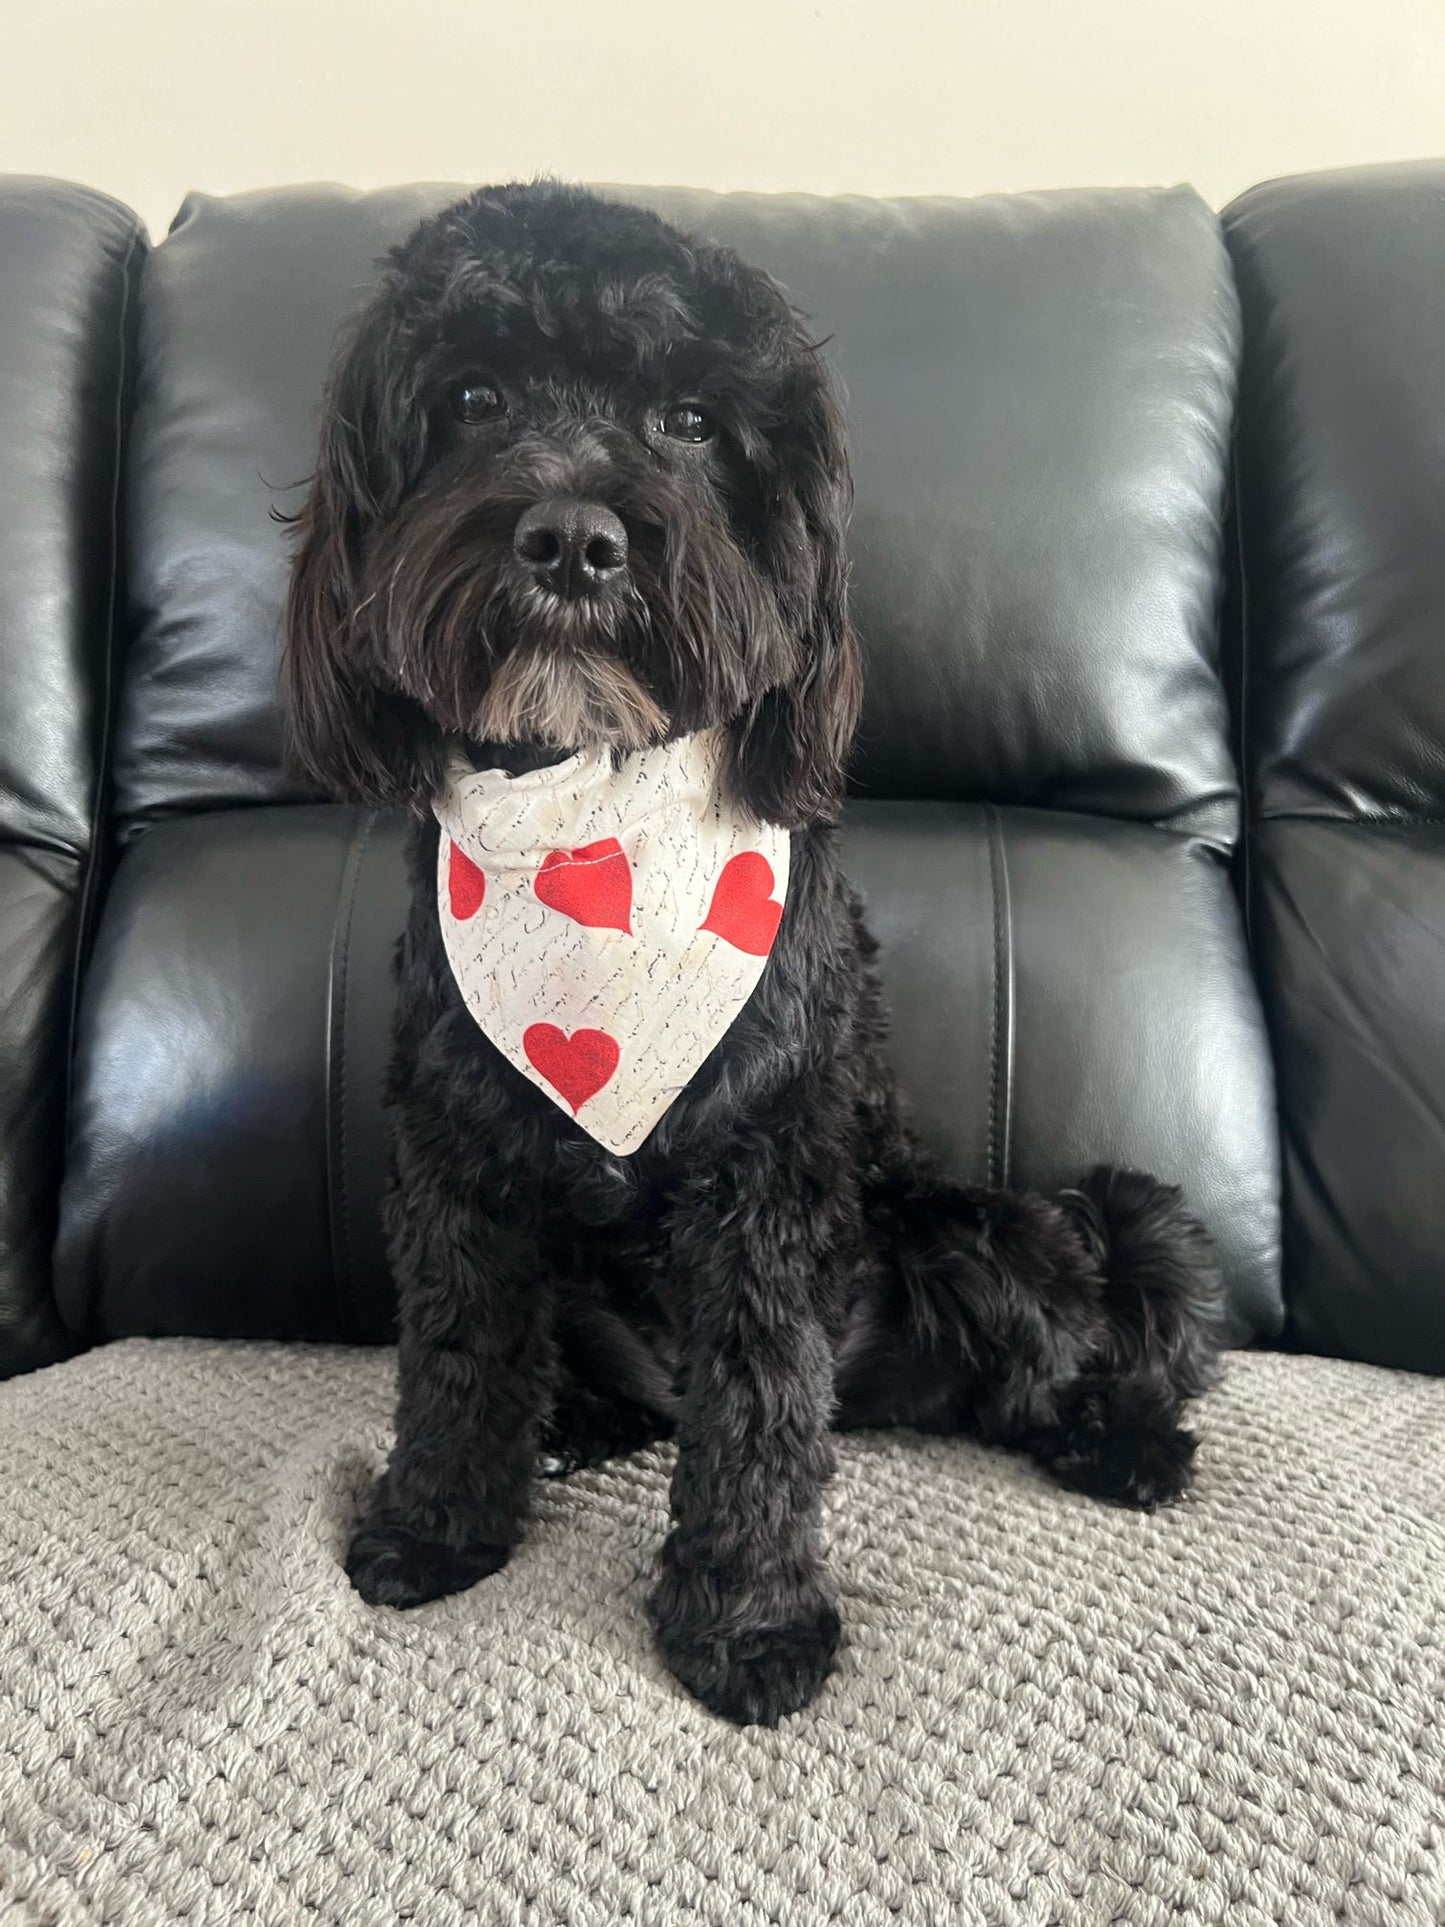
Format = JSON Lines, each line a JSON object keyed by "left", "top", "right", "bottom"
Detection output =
{"left": 452, "top": 377, "right": 505, "bottom": 425}
{"left": 659, "top": 402, "right": 715, "bottom": 443}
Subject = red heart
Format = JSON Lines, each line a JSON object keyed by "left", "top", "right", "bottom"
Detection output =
{"left": 523, "top": 1024, "right": 621, "bottom": 1114}
{"left": 448, "top": 842, "right": 486, "bottom": 920}
{"left": 534, "top": 838, "right": 633, "bottom": 933}
{"left": 700, "top": 852, "right": 784, "bottom": 956}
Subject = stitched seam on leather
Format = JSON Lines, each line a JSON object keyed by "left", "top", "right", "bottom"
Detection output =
{"left": 983, "top": 804, "right": 1014, "bottom": 1191}
{"left": 994, "top": 805, "right": 1001, "bottom": 1179}
{"left": 1229, "top": 433, "right": 1255, "bottom": 953}
{"left": 71, "top": 224, "right": 147, "bottom": 1345}
{"left": 326, "top": 811, "right": 376, "bottom": 1344}
{"left": 1258, "top": 809, "right": 1445, "bottom": 828}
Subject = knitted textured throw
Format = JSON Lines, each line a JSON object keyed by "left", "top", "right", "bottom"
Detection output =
{"left": 1, "top": 1340, "right": 1442, "bottom": 1925}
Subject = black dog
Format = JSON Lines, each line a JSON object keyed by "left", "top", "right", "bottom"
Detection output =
{"left": 284, "top": 179, "right": 1225, "bottom": 1727}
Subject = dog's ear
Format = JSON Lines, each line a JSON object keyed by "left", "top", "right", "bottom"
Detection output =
{"left": 727, "top": 345, "right": 863, "bottom": 830}
{"left": 283, "top": 295, "right": 440, "bottom": 807}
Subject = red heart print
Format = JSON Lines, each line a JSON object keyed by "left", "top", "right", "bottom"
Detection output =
{"left": 523, "top": 1024, "right": 621, "bottom": 1114}
{"left": 535, "top": 838, "right": 633, "bottom": 933}
{"left": 448, "top": 842, "right": 486, "bottom": 920}
{"left": 700, "top": 852, "right": 784, "bottom": 956}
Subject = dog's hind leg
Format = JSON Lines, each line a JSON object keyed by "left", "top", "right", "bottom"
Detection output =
{"left": 539, "top": 1268, "right": 679, "bottom": 1476}
{"left": 539, "top": 1376, "right": 673, "bottom": 1477}
{"left": 1038, "top": 1166, "right": 1228, "bottom": 1505}
{"left": 837, "top": 1164, "right": 1226, "bottom": 1509}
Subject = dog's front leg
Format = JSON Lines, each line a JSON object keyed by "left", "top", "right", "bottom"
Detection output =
{"left": 648, "top": 1161, "right": 841, "bottom": 1726}
{"left": 346, "top": 1162, "right": 553, "bottom": 1611}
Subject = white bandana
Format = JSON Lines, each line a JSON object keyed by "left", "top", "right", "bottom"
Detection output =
{"left": 432, "top": 729, "right": 791, "bottom": 1155}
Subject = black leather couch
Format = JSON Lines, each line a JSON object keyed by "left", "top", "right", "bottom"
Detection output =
{"left": 2, "top": 163, "right": 1443, "bottom": 1922}
{"left": 4, "top": 162, "right": 1443, "bottom": 1381}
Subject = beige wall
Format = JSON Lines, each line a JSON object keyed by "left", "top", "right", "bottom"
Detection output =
{"left": 3, "top": 0, "right": 1443, "bottom": 238}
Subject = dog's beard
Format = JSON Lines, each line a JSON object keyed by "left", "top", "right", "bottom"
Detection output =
{"left": 374, "top": 519, "right": 670, "bottom": 753}
{"left": 473, "top": 636, "right": 669, "bottom": 752}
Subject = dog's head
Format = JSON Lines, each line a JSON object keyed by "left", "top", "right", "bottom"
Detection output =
{"left": 284, "top": 179, "right": 861, "bottom": 828}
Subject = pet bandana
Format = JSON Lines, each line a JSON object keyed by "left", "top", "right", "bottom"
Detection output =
{"left": 432, "top": 728, "right": 790, "bottom": 1155}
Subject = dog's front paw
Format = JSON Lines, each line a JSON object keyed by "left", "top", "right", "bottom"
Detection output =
{"left": 652, "top": 1604, "right": 841, "bottom": 1726}
{"left": 345, "top": 1521, "right": 510, "bottom": 1609}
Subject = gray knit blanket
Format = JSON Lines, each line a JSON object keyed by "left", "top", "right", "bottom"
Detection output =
{"left": 1, "top": 1340, "right": 1442, "bottom": 1925}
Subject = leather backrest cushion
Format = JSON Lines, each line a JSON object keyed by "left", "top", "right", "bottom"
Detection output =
{"left": 57, "top": 807, "right": 400, "bottom": 1345}
{"left": 1224, "top": 161, "right": 1445, "bottom": 1371}
{"left": 1226, "top": 163, "right": 1445, "bottom": 821}
{"left": 116, "top": 182, "right": 1241, "bottom": 839}
{"left": 0, "top": 178, "right": 145, "bottom": 1377}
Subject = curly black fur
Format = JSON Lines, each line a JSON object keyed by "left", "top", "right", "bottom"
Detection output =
{"left": 283, "top": 178, "right": 1227, "bottom": 1727}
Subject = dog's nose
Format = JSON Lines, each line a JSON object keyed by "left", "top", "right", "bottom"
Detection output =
{"left": 513, "top": 498, "right": 629, "bottom": 599}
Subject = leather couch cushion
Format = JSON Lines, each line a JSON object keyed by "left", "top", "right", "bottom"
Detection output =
{"left": 57, "top": 807, "right": 404, "bottom": 1345}
{"left": 1224, "top": 160, "right": 1445, "bottom": 1371}
{"left": 116, "top": 182, "right": 1240, "bottom": 838}
{"left": 1226, "top": 165, "right": 1445, "bottom": 820}
{"left": 0, "top": 178, "right": 145, "bottom": 1377}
